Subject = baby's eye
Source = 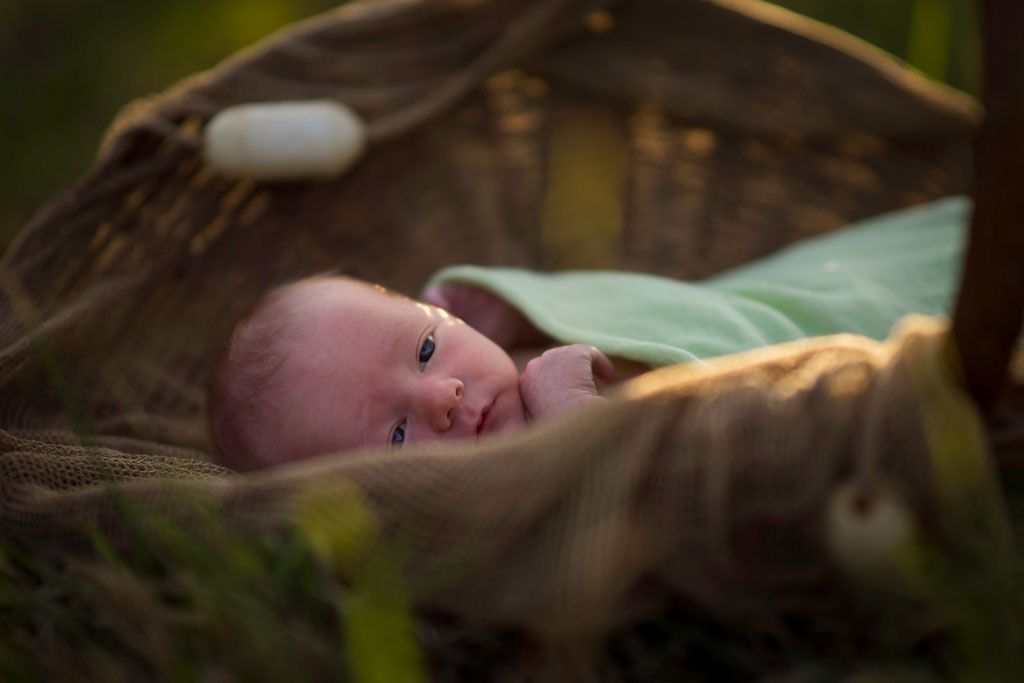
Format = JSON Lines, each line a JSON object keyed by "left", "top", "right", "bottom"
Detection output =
{"left": 418, "top": 334, "right": 435, "bottom": 371}
{"left": 390, "top": 419, "right": 407, "bottom": 448}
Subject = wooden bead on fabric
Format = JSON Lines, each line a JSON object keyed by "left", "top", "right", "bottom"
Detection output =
{"left": 824, "top": 481, "right": 922, "bottom": 594}
{"left": 203, "top": 100, "right": 367, "bottom": 181}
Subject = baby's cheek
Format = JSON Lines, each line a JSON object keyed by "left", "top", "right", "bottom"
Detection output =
{"left": 503, "top": 386, "right": 529, "bottom": 432}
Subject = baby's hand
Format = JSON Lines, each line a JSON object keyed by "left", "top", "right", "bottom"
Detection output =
{"left": 519, "top": 344, "right": 615, "bottom": 422}
{"left": 421, "top": 283, "right": 542, "bottom": 349}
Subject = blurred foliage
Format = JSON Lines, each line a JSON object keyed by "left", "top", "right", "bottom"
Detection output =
{"left": 1, "top": 479, "right": 1021, "bottom": 680}
{"left": 0, "top": 0, "right": 979, "bottom": 248}
{"left": 772, "top": 0, "right": 979, "bottom": 92}
{"left": 0, "top": 0, "right": 335, "bottom": 252}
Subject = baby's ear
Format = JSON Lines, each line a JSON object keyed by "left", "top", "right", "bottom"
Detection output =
{"left": 420, "top": 285, "right": 451, "bottom": 311}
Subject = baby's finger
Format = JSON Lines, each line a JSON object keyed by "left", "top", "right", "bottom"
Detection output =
{"left": 586, "top": 346, "right": 615, "bottom": 381}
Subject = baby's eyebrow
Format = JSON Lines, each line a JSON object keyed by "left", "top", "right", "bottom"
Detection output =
{"left": 387, "top": 319, "right": 421, "bottom": 367}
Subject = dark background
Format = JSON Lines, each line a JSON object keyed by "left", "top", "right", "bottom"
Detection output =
{"left": 0, "top": 0, "right": 979, "bottom": 252}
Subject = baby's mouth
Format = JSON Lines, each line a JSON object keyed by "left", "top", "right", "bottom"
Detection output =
{"left": 476, "top": 400, "right": 494, "bottom": 436}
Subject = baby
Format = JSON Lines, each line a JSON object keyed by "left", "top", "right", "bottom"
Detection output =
{"left": 209, "top": 199, "right": 967, "bottom": 471}
{"left": 208, "top": 275, "right": 620, "bottom": 471}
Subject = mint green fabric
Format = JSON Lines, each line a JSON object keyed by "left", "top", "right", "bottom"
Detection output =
{"left": 429, "top": 197, "right": 968, "bottom": 368}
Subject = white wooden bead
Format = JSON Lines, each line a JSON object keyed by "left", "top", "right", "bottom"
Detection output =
{"left": 825, "top": 481, "right": 920, "bottom": 593}
{"left": 203, "top": 100, "right": 367, "bottom": 181}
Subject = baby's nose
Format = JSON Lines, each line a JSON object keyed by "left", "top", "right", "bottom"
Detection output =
{"left": 418, "top": 377, "right": 463, "bottom": 432}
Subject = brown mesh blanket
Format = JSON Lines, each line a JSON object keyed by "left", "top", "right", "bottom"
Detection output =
{"left": 1, "top": 0, "right": 1019, "bottom": 649}
{"left": 2, "top": 316, "right": 1015, "bottom": 641}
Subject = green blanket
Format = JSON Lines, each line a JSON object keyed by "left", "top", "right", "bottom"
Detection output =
{"left": 428, "top": 197, "right": 968, "bottom": 368}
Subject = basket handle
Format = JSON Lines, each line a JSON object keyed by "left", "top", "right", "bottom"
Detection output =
{"left": 952, "top": 0, "right": 1024, "bottom": 412}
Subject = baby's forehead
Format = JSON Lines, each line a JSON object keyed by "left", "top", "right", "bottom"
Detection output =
{"left": 272, "top": 278, "right": 428, "bottom": 396}
{"left": 274, "top": 279, "right": 432, "bottom": 351}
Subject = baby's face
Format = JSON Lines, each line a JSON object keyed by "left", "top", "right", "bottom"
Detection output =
{"left": 274, "top": 280, "right": 526, "bottom": 460}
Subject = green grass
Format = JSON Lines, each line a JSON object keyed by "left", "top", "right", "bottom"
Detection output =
{"left": 1, "top": 471, "right": 1022, "bottom": 680}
